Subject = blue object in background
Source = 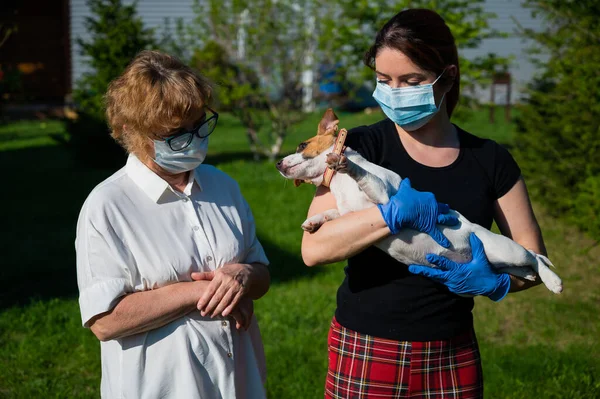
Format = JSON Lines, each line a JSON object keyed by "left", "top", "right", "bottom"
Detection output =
{"left": 318, "top": 63, "right": 344, "bottom": 95}
{"left": 317, "top": 63, "right": 379, "bottom": 111}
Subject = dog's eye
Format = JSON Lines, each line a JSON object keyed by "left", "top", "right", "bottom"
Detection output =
{"left": 296, "top": 142, "right": 308, "bottom": 152}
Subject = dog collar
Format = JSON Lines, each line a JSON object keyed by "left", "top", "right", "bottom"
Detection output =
{"left": 322, "top": 128, "right": 348, "bottom": 188}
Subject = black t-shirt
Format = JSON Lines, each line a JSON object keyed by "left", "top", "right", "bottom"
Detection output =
{"left": 335, "top": 118, "right": 521, "bottom": 341}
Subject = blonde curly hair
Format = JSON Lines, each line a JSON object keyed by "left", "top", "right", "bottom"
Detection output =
{"left": 105, "top": 50, "right": 213, "bottom": 160}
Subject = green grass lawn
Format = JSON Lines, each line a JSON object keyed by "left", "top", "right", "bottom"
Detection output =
{"left": 0, "top": 109, "right": 598, "bottom": 398}
{"left": 0, "top": 120, "right": 68, "bottom": 151}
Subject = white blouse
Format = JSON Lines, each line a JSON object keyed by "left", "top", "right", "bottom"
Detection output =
{"left": 76, "top": 154, "right": 269, "bottom": 399}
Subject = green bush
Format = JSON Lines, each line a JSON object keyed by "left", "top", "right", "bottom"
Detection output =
{"left": 515, "top": 0, "right": 600, "bottom": 240}
{"left": 65, "top": 0, "right": 155, "bottom": 168}
{"left": 571, "top": 175, "right": 600, "bottom": 241}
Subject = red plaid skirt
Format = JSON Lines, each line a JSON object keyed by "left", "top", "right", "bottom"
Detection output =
{"left": 325, "top": 317, "right": 483, "bottom": 399}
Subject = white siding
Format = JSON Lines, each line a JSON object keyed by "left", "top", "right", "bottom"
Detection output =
{"left": 460, "top": 0, "right": 547, "bottom": 102}
{"left": 70, "top": 0, "right": 545, "bottom": 102}
{"left": 70, "top": 0, "right": 197, "bottom": 86}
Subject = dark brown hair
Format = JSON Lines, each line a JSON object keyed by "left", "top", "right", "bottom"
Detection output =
{"left": 105, "top": 50, "right": 213, "bottom": 158}
{"left": 365, "top": 9, "right": 460, "bottom": 116}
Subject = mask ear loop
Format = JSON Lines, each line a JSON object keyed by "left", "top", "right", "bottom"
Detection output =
{"left": 436, "top": 93, "right": 447, "bottom": 109}
{"left": 432, "top": 67, "right": 448, "bottom": 85}
{"left": 432, "top": 68, "right": 452, "bottom": 109}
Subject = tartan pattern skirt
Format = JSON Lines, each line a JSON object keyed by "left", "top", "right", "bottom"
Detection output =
{"left": 325, "top": 317, "right": 483, "bottom": 399}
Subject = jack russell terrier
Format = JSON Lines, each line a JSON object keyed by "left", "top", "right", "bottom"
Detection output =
{"left": 276, "top": 109, "right": 563, "bottom": 294}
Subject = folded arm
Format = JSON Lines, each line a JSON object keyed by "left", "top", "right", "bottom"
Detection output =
{"left": 301, "top": 186, "right": 391, "bottom": 266}
{"left": 301, "top": 179, "right": 457, "bottom": 267}
{"left": 88, "top": 280, "right": 211, "bottom": 342}
{"left": 193, "top": 262, "right": 270, "bottom": 318}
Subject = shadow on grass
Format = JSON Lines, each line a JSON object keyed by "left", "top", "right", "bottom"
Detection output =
{"left": 0, "top": 145, "right": 319, "bottom": 309}
{"left": 260, "top": 240, "right": 321, "bottom": 284}
{"left": 0, "top": 146, "right": 114, "bottom": 309}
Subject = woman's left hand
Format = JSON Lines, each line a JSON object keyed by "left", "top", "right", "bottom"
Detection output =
{"left": 192, "top": 263, "right": 252, "bottom": 317}
{"left": 407, "top": 233, "right": 511, "bottom": 301}
{"left": 229, "top": 297, "right": 254, "bottom": 330}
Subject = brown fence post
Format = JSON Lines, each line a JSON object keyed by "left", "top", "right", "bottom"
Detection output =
{"left": 490, "top": 72, "right": 512, "bottom": 123}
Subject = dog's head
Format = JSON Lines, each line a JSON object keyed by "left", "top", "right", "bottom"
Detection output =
{"left": 276, "top": 108, "right": 339, "bottom": 186}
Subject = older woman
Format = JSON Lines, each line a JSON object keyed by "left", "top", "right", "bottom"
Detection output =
{"left": 76, "top": 50, "right": 270, "bottom": 398}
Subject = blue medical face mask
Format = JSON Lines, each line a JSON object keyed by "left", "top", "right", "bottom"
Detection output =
{"left": 153, "top": 124, "right": 210, "bottom": 174}
{"left": 372, "top": 70, "right": 447, "bottom": 131}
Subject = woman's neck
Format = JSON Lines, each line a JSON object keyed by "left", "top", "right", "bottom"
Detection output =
{"left": 396, "top": 108, "right": 458, "bottom": 149}
{"left": 142, "top": 155, "right": 190, "bottom": 193}
{"left": 395, "top": 108, "right": 461, "bottom": 168}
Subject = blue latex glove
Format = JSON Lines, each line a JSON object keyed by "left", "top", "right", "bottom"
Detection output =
{"left": 408, "top": 233, "right": 511, "bottom": 301}
{"left": 377, "top": 178, "right": 459, "bottom": 248}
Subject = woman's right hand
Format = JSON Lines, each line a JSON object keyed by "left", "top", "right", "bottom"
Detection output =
{"left": 377, "top": 178, "right": 459, "bottom": 247}
{"left": 190, "top": 274, "right": 253, "bottom": 330}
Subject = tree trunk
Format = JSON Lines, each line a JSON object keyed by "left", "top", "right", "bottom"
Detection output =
{"left": 268, "top": 133, "right": 285, "bottom": 162}
{"left": 245, "top": 126, "right": 262, "bottom": 161}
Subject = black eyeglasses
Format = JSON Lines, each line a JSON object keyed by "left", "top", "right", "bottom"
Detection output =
{"left": 163, "top": 107, "right": 219, "bottom": 151}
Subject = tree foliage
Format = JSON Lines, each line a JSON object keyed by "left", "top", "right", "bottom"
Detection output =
{"left": 191, "top": 41, "right": 269, "bottom": 159}
{"left": 74, "top": 0, "right": 156, "bottom": 120}
{"left": 318, "top": 0, "right": 511, "bottom": 111}
{"left": 515, "top": 0, "right": 600, "bottom": 240}
{"left": 185, "top": 0, "right": 510, "bottom": 159}
{"left": 67, "top": 0, "right": 156, "bottom": 167}
{"left": 187, "top": 0, "right": 317, "bottom": 160}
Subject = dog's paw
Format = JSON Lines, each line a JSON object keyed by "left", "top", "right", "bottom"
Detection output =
{"left": 326, "top": 153, "right": 349, "bottom": 173}
{"left": 301, "top": 220, "right": 322, "bottom": 233}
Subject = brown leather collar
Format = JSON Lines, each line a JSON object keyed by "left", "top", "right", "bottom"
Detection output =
{"left": 321, "top": 128, "right": 348, "bottom": 188}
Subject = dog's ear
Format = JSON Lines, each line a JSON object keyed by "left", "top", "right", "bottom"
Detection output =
{"left": 294, "top": 179, "right": 304, "bottom": 187}
{"left": 318, "top": 108, "right": 339, "bottom": 136}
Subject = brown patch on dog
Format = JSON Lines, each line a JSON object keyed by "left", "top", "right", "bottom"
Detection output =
{"left": 301, "top": 135, "right": 336, "bottom": 158}
{"left": 294, "top": 108, "right": 339, "bottom": 158}
{"left": 287, "top": 108, "right": 342, "bottom": 188}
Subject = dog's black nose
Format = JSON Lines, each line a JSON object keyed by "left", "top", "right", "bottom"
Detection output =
{"left": 276, "top": 160, "right": 283, "bottom": 168}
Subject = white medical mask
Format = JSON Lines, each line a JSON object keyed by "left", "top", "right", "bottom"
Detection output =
{"left": 373, "top": 70, "right": 447, "bottom": 131}
{"left": 153, "top": 132, "right": 209, "bottom": 174}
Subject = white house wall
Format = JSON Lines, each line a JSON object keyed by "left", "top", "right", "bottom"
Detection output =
{"left": 460, "top": 0, "right": 547, "bottom": 103}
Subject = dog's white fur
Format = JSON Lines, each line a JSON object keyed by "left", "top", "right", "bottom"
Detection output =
{"left": 277, "top": 124, "right": 563, "bottom": 294}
